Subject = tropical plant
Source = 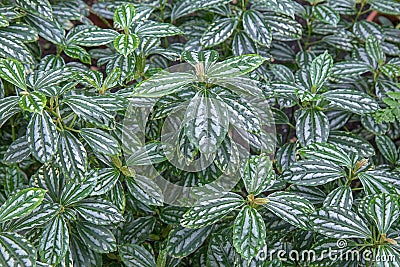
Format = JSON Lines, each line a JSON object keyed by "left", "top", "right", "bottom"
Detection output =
{"left": 0, "top": 0, "right": 399, "bottom": 266}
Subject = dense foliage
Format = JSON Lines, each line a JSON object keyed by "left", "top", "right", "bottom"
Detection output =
{"left": 0, "top": 0, "right": 400, "bottom": 266}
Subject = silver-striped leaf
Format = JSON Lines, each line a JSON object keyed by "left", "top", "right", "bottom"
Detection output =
{"left": 0, "top": 96, "right": 20, "bottom": 127}
{"left": 80, "top": 128, "right": 121, "bottom": 156}
{"left": 119, "top": 244, "right": 156, "bottom": 267}
{"left": 233, "top": 206, "right": 266, "bottom": 260}
{"left": 367, "top": 193, "right": 399, "bottom": 234}
{"left": 243, "top": 154, "right": 275, "bottom": 195}
{"left": 74, "top": 198, "right": 124, "bottom": 225}
{"left": 200, "top": 18, "right": 238, "bottom": 48}
{"left": 282, "top": 159, "right": 345, "bottom": 186}
{"left": 242, "top": 10, "right": 272, "bottom": 47}
{"left": 311, "top": 207, "right": 372, "bottom": 239}
{"left": 3, "top": 135, "right": 31, "bottom": 164}
{"left": 323, "top": 186, "right": 353, "bottom": 210}
{"left": 18, "top": 91, "right": 47, "bottom": 113}
{"left": 26, "top": 111, "right": 58, "bottom": 163}
{"left": 60, "top": 173, "right": 97, "bottom": 206}
{"left": 0, "top": 58, "right": 27, "bottom": 90}
{"left": 39, "top": 215, "right": 69, "bottom": 265}
{"left": 266, "top": 191, "right": 315, "bottom": 230}
{"left": 298, "top": 142, "right": 353, "bottom": 168}
{"left": 0, "top": 188, "right": 45, "bottom": 223}
{"left": 76, "top": 222, "right": 117, "bottom": 253}
{"left": 126, "top": 175, "right": 164, "bottom": 206}
{"left": 113, "top": 3, "right": 136, "bottom": 30}
{"left": 295, "top": 108, "right": 330, "bottom": 146}
{"left": 0, "top": 232, "right": 36, "bottom": 267}
{"left": 180, "top": 192, "right": 245, "bottom": 229}
{"left": 310, "top": 51, "right": 333, "bottom": 92}
{"left": 113, "top": 33, "right": 140, "bottom": 57}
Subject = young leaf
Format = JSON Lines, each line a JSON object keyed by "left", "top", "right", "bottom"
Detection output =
{"left": 114, "top": 33, "right": 140, "bottom": 57}
{"left": 114, "top": 3, "right": 136, "bottom": 30}
{"left": 243, "top": 154, "right": 275, "bottom": 195}
{"left": 18, "top": 91, "right": 47, "bottom": 113}
{"left": 181, "top": 193, "right": 244, "bottom": 229}
{"left": 310, "top": 51, "right": 333, "bottom": 92}
{"left": 27, "top": 111, "right": 58, "bottom": 163}
{"left": 233, "top": 206, "right": 266, "bottom": 260}
{"left": 366, "top": 35, "right": 385, "bottom": 66}
{"left": 0, "top": 58, "right": 27, "bottom": 90}
{"left": 282, "top": 159, "right": 345, "bottom": 186}
{"left": 0, "top": 188, "right": 45, "bottom": 223}
{"left": 311, "top": 207, "right": 372, "bottom": 239}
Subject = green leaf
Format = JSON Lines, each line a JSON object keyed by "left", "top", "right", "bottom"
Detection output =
{"left": 18, "top": 91, "right": 47, "bottom": 113}
{"left": 207, "top": 229, "right": 236, "bottom": 266}
{"left": 323, "top": 186, "right": 353, "bottom": 209}
{"left": 322, "top": 89, "right": 380, "bottom": 114}
{"left": 64, "top": 95, "right": 116, "bottom": 129}
{"left": 60, "top": 173, "right": 97, "bottom": 206}
{"left": 282, "top": 159, "right": 345, "bottom": 186}
{"left": 57, "top": 131, "right": 87, "bottom": 182}
{"left": 263, "top": 13, "right": 302, "bottom": 41}
{"left": 296, "top": 108, "right": 330, "bottom": 146}
{"left": 76, "top": 222, "right": 117, "bottom": 253}
{"left": 184, "top": 92, "right": 229, "bottom": 154}
{"left": 126, "top": 175, "right": 163, "bottom": 206}
{"left": 375, "top": 135, "right": 398, "bottom": 164}
{"left": 366, "top": 35, "right": 385, "bottom": 65}
{"left": 39, "top": 215, "right": 69, "bottom": 265}
{"left": 370, "top": 0, "right": 400, "bottom": 15}
{"left": 207, "top": 54, "right": 266, "bottom": 78}
{"left": 113, "top": 3, "right": 136, "bottom": 30}
{"left": 80, "top": 128, "right": 121, "bottom": 156}
{"left": 8, "top": 202, "right": 61, "bottom": 231}
{"left": 0, "top": 96, "right": 20, "bottom": 127}
{"left": 91, "top": 168, "right": 120, "bottom": 196}
{"left": 0, "top": 58, "right": 27, "bottom": 90}
{"left": 181, "top": 193, "right": 244, "bottom": 228}
{"left": 266, "top": 191, "right": 315, "bottom": 229}
{"left": 75, "top": 198, "right": 124, "bottom": 225}
{"left": 0, "top": 232, "right": 37, "bottom": 267}
{"left": 3, "top": 135, "right": 31, "bottom": 164}
{"left": 171, "top": 0, "right": 231, "bottom": 20}
{"left": 242, "top": 10, "right": 272, "bottom": 47}
{"left": 367, "top": 193, "right": 399, "bottom": 234}
{"left": 0, "top": 188, "right": 45, "bottom": 223}
{"left": 119, "top": 244, "right": 156, "bottom": 267}
{"left": 359, "top": 173, "right": 397, "bottom": 195}
{"left": 299, "top": 142, "right": 353, "bottom": 168}
{"left": 353, "top": 20, "right": 384, "bottom": 41}
{"left": 126, "top": 142, "right": 166, "bottom": 166}
{"left": 166, "top": 225, "right": 212, "bottom": 257}
{"left": 134, "top": 71, "right": 195, "bottom": 98}
{"left": 328, "top": 130, "right": 375, "bottom": 157}
{"left": 0, "top": 14, "right": 9, "bottom": 27}
{"left": 243, "top": 154, "right": 275, "bottom": 195}
{"left": 200, "top": 18, "right": 238, "bottom": 48}
{"left": 233, "top": 206, "right": 266, "bottom": 260}
{"left": 332, "top": 61, "right": 371, "bottom": 77}
{"left": 67, "top": 25, "right": 118, "bottom": 47}
{"left": 16, "top": 0, "right": 53, "bottom": 19}
{"left": 310, "top": 51, "right": 333, "bottom": 92}
{"left": 311, "top": 207, "right": 372, "bottom": 239}
{"left": 113, "top": 33, "right": 140, "bottom": 57}
{"left": 134, "top": 21, "right": 183, "bottom": 37}
{"left": 64, "top": 45, "right": 91, "bottom": 64}
{"left": 0, "top": 23, "right": 38, "bottom": 42}
{"left": 0, "top": 36, "right": 35, "bottom": 64}
{"left": 181, "top": 50, "right": 219, "bottom": 70}
{"left": 26, "top": 111, "right": 58, "bottom": 163}
{"left": 314, "top": 5, "right": 340, "bottom": 26}
{"left": 254, "top": 0, "right": 295, "bottom": 18}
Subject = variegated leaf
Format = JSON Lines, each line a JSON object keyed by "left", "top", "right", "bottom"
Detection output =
{"left": 113, "top": 33, "right": 140, "bottom": 57}
{"left": 119, "top": 244, "right": 156, "bottom": 267}
{"left": 0, "top": 58, "right": 27, "bottom": 90}
{"left": 367, "top": 193, "right": 399, "bottom": 234}
{"left": 200, "top": 18, "right": 238, "bottom": 48}
{"left": 295, "top": 108, "right": 330, "bottom": 146}
{"left": 18, "top": 91, "right": 46, "bottom": 113}
{"left": 76, "top": 222, "right": 117, "bottom": 253}
{"left": 26, "top": 111, "right": 58, "bottom": 163}
{"left": 242, "top": 10, "right": 272, "bottom": 47}
{"left": 0, "top": 232, "right": 37, "bottom": 267}
{"left": 75, "top": 198, "right": 124, "bottom": 225}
